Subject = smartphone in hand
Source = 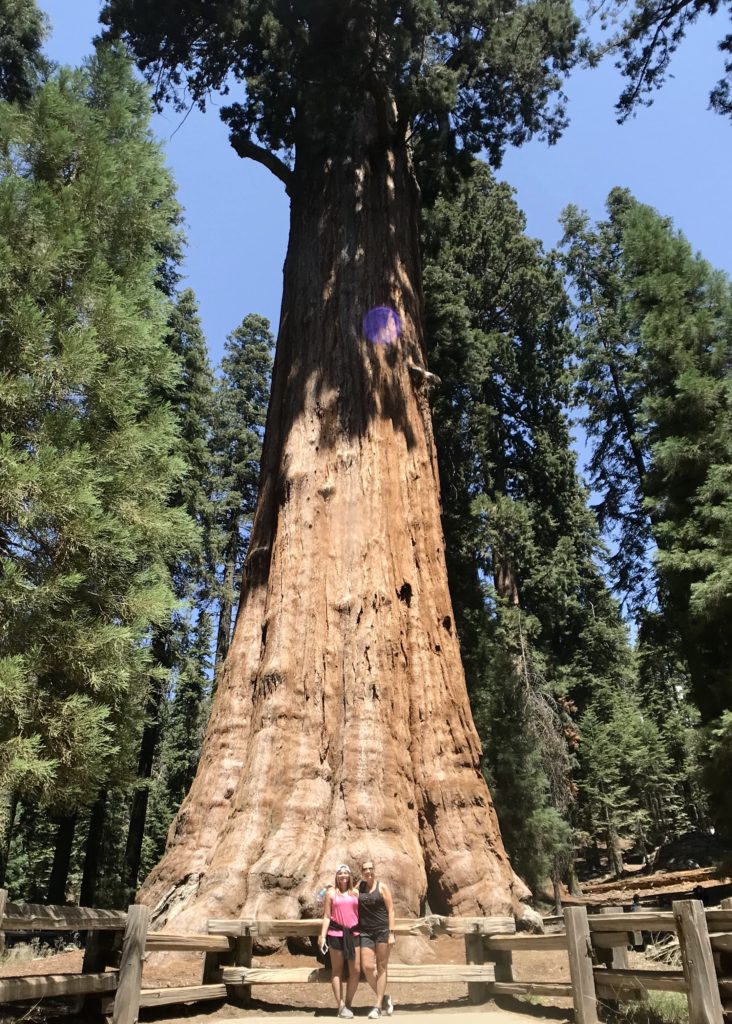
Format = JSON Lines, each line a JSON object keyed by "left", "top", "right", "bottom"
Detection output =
{"left": 320, "top": 942, "right": 328, "bottom": 956}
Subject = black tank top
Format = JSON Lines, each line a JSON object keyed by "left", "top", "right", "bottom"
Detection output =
{"left": 359, "top": 880, "right": 389, "bottom": 932}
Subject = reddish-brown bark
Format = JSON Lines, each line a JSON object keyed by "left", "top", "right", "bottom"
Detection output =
{"left": 139, "top": 105, "right": 521, "bottom": 932}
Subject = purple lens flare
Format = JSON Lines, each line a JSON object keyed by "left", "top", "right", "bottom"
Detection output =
{"left": 363, "top": 306, "right": 401, "bottom": 345}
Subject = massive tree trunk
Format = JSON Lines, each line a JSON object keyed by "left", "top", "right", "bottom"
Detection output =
{"left": 139, "top": 104, "right": 519, "bottom": 931}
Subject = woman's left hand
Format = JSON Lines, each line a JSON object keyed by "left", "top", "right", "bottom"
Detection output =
{"left": 388, "top": 931, "right": 395, "bottom": 946}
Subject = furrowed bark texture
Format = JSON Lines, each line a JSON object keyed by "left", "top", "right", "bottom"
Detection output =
{"left": 139, "top": 107, "right": 517, "bottom": 931}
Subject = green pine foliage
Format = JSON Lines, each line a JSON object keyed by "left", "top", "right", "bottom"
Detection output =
{"left": 0, "top": 44, "right": 197, "bottom": 889}
{"left": 139, "top": 611, "right": 213, "bottom": 880}
{"left": 562, "top": 188, "right": 732, "bottom": 835}
{"left": 134, "top": 313, "right": 273, "bottom": 884}
{"left": 423, "top": 163, "right": 607, "bottom": 890}
{"left": 593, "top": 0, "right": 732, "bottom": 121}
{"left": 211, "top": 315, "right": 273, "bottom": 681}
{"left": 560, "top": 191, "right": 653, "bottom": 615}
{"left": 0, "top": 0, "right": 48, "bottom": 104}
{"left": 423, "top": 164, "right": 698, "bottom": 891}
{"left": 102, "top": 0, "right": 580, "bottom": 171}
{"left": 164, "top": 288, "right": 217, "bottom": 595}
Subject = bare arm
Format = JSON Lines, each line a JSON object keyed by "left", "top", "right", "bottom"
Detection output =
{"left": 381, "top": 883, "right": 396, "bottom": 944}
{"left": 319, "top": 889, "right": 333, "bottom": 948}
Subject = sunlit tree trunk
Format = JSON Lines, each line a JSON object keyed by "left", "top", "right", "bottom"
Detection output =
{"left": 140, "top": 103, "right": 520, "bottom": 931}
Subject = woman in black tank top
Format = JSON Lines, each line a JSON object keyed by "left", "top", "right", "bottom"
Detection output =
{"left": 358, "top": 859, "right": 395, "bottom": 1019}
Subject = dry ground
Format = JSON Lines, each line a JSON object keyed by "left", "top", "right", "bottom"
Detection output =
{"left": 0, "top": 932, "right": 595, "bottom": 1023}
{"left": 1, "top": 927, "right": 683, "bottom": 1023}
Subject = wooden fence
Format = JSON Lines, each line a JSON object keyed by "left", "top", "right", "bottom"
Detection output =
{"left": 1, "top": 889, "right": 731, "bottom": 1024}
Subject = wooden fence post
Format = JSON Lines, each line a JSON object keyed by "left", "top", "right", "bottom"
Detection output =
{"left": 672, "top": 899, "right": 723, "bottom": 1024}
{"left": 230, "top": 935, "right": 253, "bottom": 1006}
{"left": 719, "top": 899, "right": 732, "bottom": 1018}
{"left": 0, "top": 889, "right": 7, "bottom": 956}
{"left": 593, "top": 905, "right": 640, "bottom": 1011}
{"left": 204, "top": 928, "right": 253, "bottom": 1006}
{"left": 565, "top": 905, "right": 600, "bottom": 1024}
{"left": 83, "top": 926, "right": 123, "bottom": 1017}
{"left": 481, "top": 930, "right": 513, "bottom": 1003}
{"left": 464, "top": 932, "right": 488, "bottom": 1004}
{"left": 112, "top": 904, "right": 151, "bottom": 1024}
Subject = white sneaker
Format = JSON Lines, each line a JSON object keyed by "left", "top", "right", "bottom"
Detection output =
{"left": 383, "top": 994, "right": 394, "bottom": 1016}
{"left": 338, "top": 1008, "right": 354, "bottom": 1019}
{"left": 368, "top": 1008, "right": 382, "bottom": 1019}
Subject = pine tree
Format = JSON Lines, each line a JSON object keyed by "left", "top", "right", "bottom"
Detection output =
{"left": 562, "top": 189, "right": 731, "bottom": 834}
{"left": 422, "top": 163, "right": 698, "bottom": 889}
{"left": 0, "top": 0, "right": 48, "bottom": 103}
{"left": 211, "top": 315, "right": 273, "bottom": 685}
{"left": 595, "top": 0, "right": 732, "bottom": 120}
{"left": 422, "top": 163, "right": 625, "bottom": 892}
{"left": 139, "top": 611, "right": 213, "bottom": 881}
{"left": 134, "top": 314, "right": 273, "bottom": 887}
{"left": 560, "top": 192, "right": 654, "bottom": 615}
{"left": 0, "top": 45, "right": 197, "bottom": 889}
{"left": 122, "top": 288, "right": 215, "bottom": 901}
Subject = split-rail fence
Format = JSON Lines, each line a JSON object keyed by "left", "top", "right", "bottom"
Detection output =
{"left": 1, "top": 888, "right": 731, "bottom": 1024}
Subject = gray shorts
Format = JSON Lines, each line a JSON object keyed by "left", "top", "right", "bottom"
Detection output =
{"left": 327, "top": 933, "right": 360, "bottom": 952}
{"left": 360, "top": 930, "right": 389, "bottom": 948}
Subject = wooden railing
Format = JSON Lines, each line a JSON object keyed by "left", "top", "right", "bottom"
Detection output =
{"left": 0, "top": 891, "right": 122, "bottom": 1017}
{"left": 472, "top": 899, "right": 732, "bottom": 1024}
{"left": 0, "top": 894, "right": 517, "bottom": 1023}
{"left": 1, "top": 889, "right": 731, "bottom": 1024}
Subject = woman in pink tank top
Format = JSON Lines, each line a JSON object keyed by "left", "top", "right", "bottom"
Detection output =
{"left": 318, "top": 864, "right": 361, "bottom": 1017}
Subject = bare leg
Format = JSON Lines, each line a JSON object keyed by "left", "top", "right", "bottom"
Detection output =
{"left": 375, "top": 942, "right": 391, "bottom": 1006}
{"left": 345, "top": 946, "right": 361, "bottom": 1007}
{"left": 329, "top": 947, "right": 345, "bottom": 1008}
{"left": 360, "top": 944, "right": 378, "bottom": 996}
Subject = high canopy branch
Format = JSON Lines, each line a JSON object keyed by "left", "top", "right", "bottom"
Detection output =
{"left": 101, "top": 0, "right": 580, "bottom": 169}
{"left": 223, "top": 104, "right": 294, "bottom": 192}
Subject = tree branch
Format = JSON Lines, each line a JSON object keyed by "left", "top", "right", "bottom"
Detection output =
{"left": 229, "top": 134, "right": 294, "bottom": 193}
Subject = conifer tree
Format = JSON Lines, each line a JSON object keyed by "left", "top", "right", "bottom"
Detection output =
{"left": 560, "top": 192, "right": 654, "bottom": 615}
{"left": 122, "top": 288, "right": 215, "bottom": 900}
{"left": 0, "top": 0, "right": 48, "bottom": 103}
{"left": 136, "top": 315, "right": 273, "bottom": 885}
{"left": 423, "top": 163, "right": 612, "bottom": 891}
{"left": 211, "top": 315, "right": 273, "bottom": 684}
{"left": 562, "top": 189, "right": 731, "bottom": 832}
{"left": 595, "top": 0, "right": 732, "bottom": 121}
{"left": 0, "top": 45, "right": 197, "bottom": 889}
{"left": 422, "top": 163, "right": 695, "bottom": 888}
{"left": 139, "top": 611, "right": 213, "bottom": 881}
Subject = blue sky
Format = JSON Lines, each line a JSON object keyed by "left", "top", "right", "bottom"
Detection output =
{"left": 40, "top": 1, "right": 731, "bottom": 367}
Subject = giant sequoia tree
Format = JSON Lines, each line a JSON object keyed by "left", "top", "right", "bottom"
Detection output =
{"left": 102, "top": 1, "right": 579, "bottom": 927}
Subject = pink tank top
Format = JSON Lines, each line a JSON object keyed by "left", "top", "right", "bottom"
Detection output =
{"left": 327, "top": 889, "right": 359, "bottom": 936}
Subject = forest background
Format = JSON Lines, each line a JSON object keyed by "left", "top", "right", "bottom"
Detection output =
{"left": 1, "top": 0, "right": 731, "bottom": 912}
